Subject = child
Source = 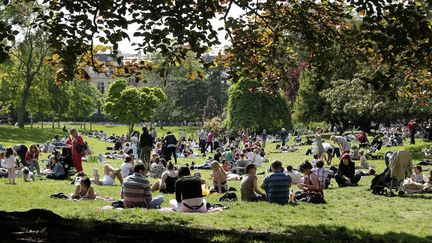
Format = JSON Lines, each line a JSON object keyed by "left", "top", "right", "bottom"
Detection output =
{"left": 22, "top": 167, "right": 35, "bottom": 182}
{"left": 356, "top": 150, "right": 371, "bottom": 169}
{"left": 1, "top": 148, "right": 17, "bottom": 184}
{"left": 0, "top": 152, "right": 8, "bottom": 178}
{"left": 312, "top": 160, "right": 329, "bottom": 189}
{"left": 402, "top": 165, "right": 427, "bottom": 193}
{"left": 286, "top": 165, "right": 303, "bottom": 185}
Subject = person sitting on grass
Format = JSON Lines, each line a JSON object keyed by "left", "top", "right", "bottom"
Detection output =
{"left": 240, "top": 163, "right": 266, "bottom": 202}
{"left": 356, "top": 150, "right": 371, "bottom": 169}
{"left": 25, "top": 144, "right": 41, "bottom": 177}
{"left": 286, "top": 165, "right": 303, "bottom": 185}
{"left": 72, "top": 176, "right": 96, "bottom": 200}
{"left": 120, "top": 156, "right": 134, "bottom": 178}
{"left": 149, "top": 157, "right": 165, "bottom": 179}
{"left": 232, "top": 153, "right": 248, "bottom": 175}
{"left": 260, "top": 160, "right": 292, "bottom": 204}
{"left": 170, "top": 166, "right": 207, "bottom": 212}
{"left": 334, "top": 153, "right": 362, "bottom": 187}
{"left": 92, "top": 164, "right": 123, "bottom": 186}
{"left": 121, "top": 163, "right": 164, "bottom": 209}
{"left": 312, "top": 160, "right": 329, "bottom": 189}
{"left": 151, "top": 162, "right": 178, "bottom": 194}
{"left": 296, "top": 160, "right": 325, "bottom": 203}
{"left": 22, "top": 167, "right": 35, "bottom": 182}
{"left": 46, "top": 158, "right": 66, "bottom": 180}
{"left": 423, "top": 169, "right": 432, "bottom": 192}
{"left": 402, "top": 165, "right": 428, "bottom": 193}
{"left": 210, "top": 161, "right": 228, "bottom": 194}
{"left": 1, "top": 148, "right": 17, "bottom": 184}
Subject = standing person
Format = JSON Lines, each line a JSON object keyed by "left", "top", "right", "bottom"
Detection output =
{"left": 140, "top": 127, "right": 154, "bottom": 167}
{"left": 131, "top": 131, "right": 140, "bottom": 160}
{"left": 149, "top": 127, "right": 157, "bottom": 140}
{"left": 69, "top": 128, "right": 85, "bottom": 173}
{"left": 407, "top": 119, "right": 418, "bottom": 145}
{"left": 163, "top": 131, "right": 178, "bottom": 164}
{"left": 206, "top": 130, "right": 214, "bottom": 153}
{"left": 240, "top": 163, "right": 266, "bottom": 201}
{"left": 170, "top": 166, "right": 207, "bottom": 212}
{"left": 426, "top": 118, "right": 432, "bottom": 142}
{"left": 280, "top": 128, "right": 288, "bottom": 146}
{"left": 181, "top": 130, "right": 186, "bottom": 141}
{"left": 1, "top": 148, "right": 17, "bottom": 184}
{"left": 198, "top": 129, "right": 207, "bottom": 155}
{"left": 315, "top": 128, "right": 325, "bottom": 160}
{"left": 25, "top": 144, "right": 40, "bottom": 177}
{"left": 260, "top": 160, "right": 292, "bottom": 204}
{"left": 330, "top": 135, "right": 351, "bottom": 154}
{"left": 121, "top": 163, "right": 164, "bottom": 209}
{"left": 261, "top": 129, "right": 268, "bottom": 149}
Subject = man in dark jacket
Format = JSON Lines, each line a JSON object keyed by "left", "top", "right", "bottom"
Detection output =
{"left": 140, "top": 127, "right": 154, "bottom": 167}
{"left": 163, "top": 132, "right": 178, "bottom": 164}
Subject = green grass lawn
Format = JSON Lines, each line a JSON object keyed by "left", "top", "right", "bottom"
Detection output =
{"left": 1, "top": 124, "right": 432, "bottom": 241}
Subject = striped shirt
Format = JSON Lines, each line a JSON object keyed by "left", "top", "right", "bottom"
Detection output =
{"left": 263, "top": 172, "right": 292, "bottom": 204}
{"left": 122, "top": 173, "right": 152, "bottom": 208}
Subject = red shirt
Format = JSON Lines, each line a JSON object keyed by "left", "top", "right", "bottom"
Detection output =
{"left": 25, "top": 151, "right": 39, "bottom": 161}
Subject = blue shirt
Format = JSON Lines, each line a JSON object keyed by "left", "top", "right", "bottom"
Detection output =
{"left": 52, "top": 163, "right": 65, "bottom": 176}
{"left": 263, "top": 172, "right": 292, "bottom": 204}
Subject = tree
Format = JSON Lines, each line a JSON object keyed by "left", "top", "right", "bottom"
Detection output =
{"left": 1, "top": 1, "right": 50, "bottom": 128}
{"left": 104, "top": 79, "right": 166, "bottom": 136}
{"left": 224, "top": 78, "right": 290, "bottom": 132}
{"left": 69, "top": 80, "right": 102, "bottom": 128}
{"left": 203, "top": 96, "right": 219, "bottom": 121}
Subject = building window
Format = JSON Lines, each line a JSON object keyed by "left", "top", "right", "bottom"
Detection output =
{"left": 97, "top": 82, "right": 105, "bottom": 94}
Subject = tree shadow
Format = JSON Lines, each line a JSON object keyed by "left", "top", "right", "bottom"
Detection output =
{"left": 0, "top": 209, "right": 431, "bottom": 242}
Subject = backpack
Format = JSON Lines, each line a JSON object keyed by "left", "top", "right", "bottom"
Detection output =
{"left": 76, "top": 142, "right": 89, "bottom": 156}
{"left": 219, "top": 192, "right": 237, "bottom": 202}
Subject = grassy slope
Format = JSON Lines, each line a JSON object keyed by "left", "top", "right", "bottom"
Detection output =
{"left": 0, "top": 125, "right": 431, "bottom": 241}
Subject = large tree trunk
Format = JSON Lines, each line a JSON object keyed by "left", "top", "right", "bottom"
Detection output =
{"left": 17, "top": 78, "right": 32, "bottom": 128}
{"left": 52, "top": 113, "right": 55, "bottom": 129}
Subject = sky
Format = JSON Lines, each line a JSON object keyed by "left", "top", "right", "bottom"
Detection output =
{"left": 115, "top": 4, "right": 244, "bottom": 54}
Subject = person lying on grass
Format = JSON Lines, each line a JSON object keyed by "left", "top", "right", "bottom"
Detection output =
{"left": 260, "top": 160, "right": 292, "bottom": 204}
{"left": 170, "top": 165, "right": 207, "bottom": 212}
{"left": 121, "top": 163, "right": 164, "bottom": 209}
{"left": 151, "top": 162, "right": 178, "bottom": 194}
{"left": 72, "top": 176, "right": 96, "bottom": 200}
{"left": 240, "top": 163, "right": 266, "bottom": 202}
{"left": 210, "top": 161, "right": 228, "bottom": 194}
{"left": 92, "top": 164, "right": 123, "bottom": 186}
{"left": 333, "top": 153, "right": 362, "bottom": 187}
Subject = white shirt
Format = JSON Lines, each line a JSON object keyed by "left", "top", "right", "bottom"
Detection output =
{"left": 246, "top": 152, "right": 254, "bottom": 161}
{"left": 287, "top": 171, "right": 303, "bottom": 185}
{"left": 1, "top": 155, "right": 16, "bottom": 169}
{"left": 131, "top": 136, "right": 138, "bottom": 145}
{"left": 120, "top": 162, "right": 133, "bottom": 178}
{"left": 252, "top": 154, "right": 263, "bottom": 167}
{"left": 199, "top": 130, "right": 207, "bottom": 140}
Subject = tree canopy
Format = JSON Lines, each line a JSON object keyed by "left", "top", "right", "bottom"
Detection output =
{"left": 104, "top": 79, "right": 166, "bottom": 135}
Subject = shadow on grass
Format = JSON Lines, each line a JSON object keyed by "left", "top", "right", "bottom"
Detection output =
{"left": 0, "top": 209, "right": 431, "bottom": 242}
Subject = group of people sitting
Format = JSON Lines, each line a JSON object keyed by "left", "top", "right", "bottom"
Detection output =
{"left": 0, "top": 144, "right": 68, "bottom": 184}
